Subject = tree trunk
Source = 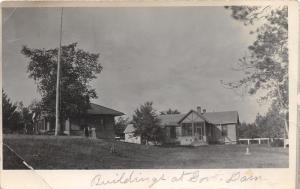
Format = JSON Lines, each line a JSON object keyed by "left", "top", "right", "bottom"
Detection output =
{"left": 283, "top": 114, "right": 288, "bottom": 138}
{"left": 283, "top": 116, "right": 288, "bottom": 148}
{"left": 275, "top": 81, "right": 288, "bottom": 139}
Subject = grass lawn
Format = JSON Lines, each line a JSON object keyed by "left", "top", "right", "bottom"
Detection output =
{"left": 3, "top": 134, "right": 288, "bottom": 169}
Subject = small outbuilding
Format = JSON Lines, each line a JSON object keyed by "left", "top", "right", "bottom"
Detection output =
{"left": 123, "top": 124, "right": 141, "bottom": 144}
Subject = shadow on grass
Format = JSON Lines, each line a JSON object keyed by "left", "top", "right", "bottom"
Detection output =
{"left": 3, "top": 144, "right": 29, "bottom": 169}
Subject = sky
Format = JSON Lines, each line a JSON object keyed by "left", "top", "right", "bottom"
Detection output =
{"left": 3, "top": 7, "right": 270, "bottom": 123}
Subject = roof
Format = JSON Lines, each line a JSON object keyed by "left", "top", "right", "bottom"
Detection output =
{"left": 87, "top": 103, "right": 124, "bottom": 116}
{"left": 178, "top": 110, "right": 209, "bottom": 123}
{"left": 124, "top": 124, "right": 136, "bottom": 134}
{"left": 158, "top": 114, "right": 186, "bottom": 126}
{"left": 202, "top": 111, "right": 239, "bottom": 125}
{"left": 158, "top": 110, "right": 239, "bottom": 126}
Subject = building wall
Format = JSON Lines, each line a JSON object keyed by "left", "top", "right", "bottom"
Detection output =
{"left": 214, "top": 125, "right": 224, "bottom": 143}
{"left": 205, "top": 124, "right": 214, "bottom": 143}
{"left": 36, "top": 114, "right": 116, "bottom": 139}
{"left": 209, "top": 124, "right": 237, "bottom": 144}
{"left": 177, "top": 136, "right": 194, "bottom": 145}
{"left": 94, "top": 115, "right": 115, "bottom": 139}
{"left": 164, "top": 126, "right": 180, "bottom": 144}
{"left": 224, "top": 124, "right": 237, "bottom": 144}
{"left": 69, "top": 115, "right": 115, "bottom": 139}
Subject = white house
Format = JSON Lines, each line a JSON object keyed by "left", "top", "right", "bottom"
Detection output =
{"left": 124, "top": 124, "right": 141, "bottom": 144}
{"left": 158, "top": 106, "right": 239, "bottom": 146}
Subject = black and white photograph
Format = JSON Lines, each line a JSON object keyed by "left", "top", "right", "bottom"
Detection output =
{"left": 2, "top": 4, "right": 291, "bottom": 171}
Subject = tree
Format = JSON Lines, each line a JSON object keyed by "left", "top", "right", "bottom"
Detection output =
{"left": 224, "top": 6, "right": 288, "bottom": 138}
{"left": 2, "top": 90, "right": 21, "bottom": 132}
{"left": 114, "top": 116, "right": 130, "bottom": 138}
{"left": 160, "top": 108, "right": 181, "bottom": 115}
{"left": 16, "top": 102, "right": 33, "bottom": 133}
{"left": 21, "top": 43, "right": 102, "bottom": 131}
{"left": 132, "top": 102, "right": 163, "bottom": 143}
{"left": 28, "top": 99, "right": 43, "bottom": 116}
{"left": 238, "top": 121, "right": 260, "bottom": 138}
{"left": 255, "top": 101, "right": 285, "bottom": 138}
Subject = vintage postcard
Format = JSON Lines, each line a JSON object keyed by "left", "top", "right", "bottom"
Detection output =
{"left": 1, "top": 0, "right": 299, "bottom": 189}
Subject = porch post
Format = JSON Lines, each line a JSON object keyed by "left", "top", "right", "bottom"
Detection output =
{"left": 192, "top": 121, "right": 195, "bottom": 137}
{"left": 203, "top": 121, "right": 207, "bottom": 142}
{"left": 65, "top": 118, "right": 70, "bottom": 135}
{"left": 46, "top": 121, "right": 50, "bottom": 131}
{"left": 43, "top": 118, "right": 46, "bottom": 130}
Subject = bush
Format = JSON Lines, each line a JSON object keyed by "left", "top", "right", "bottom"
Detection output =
{"left": 270, "top": 139, "right": 284, "bottom": 147}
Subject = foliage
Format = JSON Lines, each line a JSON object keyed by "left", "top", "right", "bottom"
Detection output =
{"left": 254, "top": 101, "right": 285, "bottom": 138}
{"left": 2, "top": 90, "right": 20, "bottom": 132}
{"left": 160, "top": 108, "right": 181, "bottom": 115}
{"left": 270, "top": 139, "right": 284, "bottom": 147}
{"left": 238, "top": 122, "right": 260, "bottom": 138}
{"left": 115, "top": 116, "right": 130, "bottom": 138}
{"left": 132, "top": 102, "right": 164, "bottom": 143}
{"left": 28, "top": 99, "right": 43, "bottom": 117}
{"left": 21, "top": 43, "right": 102, "bottom": 123}
{"left": 238, "top": 101, "right": 284, "bottom": 139}
{"left": 2, "top": 90, "right": 34, "bottom": 133}
{"left": 224, "top": 6, "right": 288, "bottom": 136}
{"left": 16, "top": 102, "right": 34, "bottom": 132}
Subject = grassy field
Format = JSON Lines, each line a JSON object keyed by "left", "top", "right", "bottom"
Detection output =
{"left": 3, "top": 134, "right": 288, "bottom": 169}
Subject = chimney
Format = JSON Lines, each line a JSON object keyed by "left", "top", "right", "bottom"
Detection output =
{"left": 202, "top": 109, "right": 206, "bottom": 114}
{"left": 197, "top": 106, "right": 201, "bottom": 114}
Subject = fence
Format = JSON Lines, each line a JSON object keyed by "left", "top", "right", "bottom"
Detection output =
{"left": 238, "top": 138, "right": 284, "bottom": 145}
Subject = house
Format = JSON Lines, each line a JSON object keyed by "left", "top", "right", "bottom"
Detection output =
{"left": 158, "top": 106, "right": 239, "bottom": 146}
{"left": 34, "top": 103, "right": 124, "bottom": 139}
{"left": 123, "top": 124, "right": 141, "bottom": 144}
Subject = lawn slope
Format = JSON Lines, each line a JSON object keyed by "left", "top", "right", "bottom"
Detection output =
{"left": 3, "top": 134, "right": 288, "bottom": 169}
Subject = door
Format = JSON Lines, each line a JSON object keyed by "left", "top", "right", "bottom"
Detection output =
{"left": 195, "top": 125, "right": 203, "bottom": 140}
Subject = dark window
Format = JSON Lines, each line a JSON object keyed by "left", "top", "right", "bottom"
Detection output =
{"left": 194, "top": 122, "right": 203, "bottom": 134}
{"left": 182, "top": 123, "right": 192, "bottom": 136}
{"left": 222, "top": 125, "right": 228, "bottom": 136}
{"left": 100, "top": 118, "right": 105, "bottom": 129}
{"left": 170, "top": 127, "right": 176, "bottom": 138}
{"left": 165, "top": 127, "right": 170, "bottom": 137}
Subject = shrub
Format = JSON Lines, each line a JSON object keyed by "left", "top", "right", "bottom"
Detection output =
{"left": 270, "top": 139, "right": 284, "bottom": 147}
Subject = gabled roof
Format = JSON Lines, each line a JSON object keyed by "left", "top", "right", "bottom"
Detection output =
{"left": 178, "top": 110, "right": 209, "bottom": 123}
{"left": 158, "top": 110, "right": 239, "bottom": 126}
{"left": 87, "top": 103, "right": 124, "bottom": 116}
{"left": 202, "top": 111, "right": 239, "bottom": 125}
{"left": 124, "top": 124, "right": 136, "bottom": 134}
{"left": 158, "top": 114, "right": 186, "bottom": 126}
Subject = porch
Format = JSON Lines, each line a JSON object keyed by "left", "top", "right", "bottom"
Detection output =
{"left": 165, "top": 121, "right": 211, "bottom": 146}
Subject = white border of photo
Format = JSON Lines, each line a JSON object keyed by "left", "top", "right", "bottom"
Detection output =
{"left": 0, "top": 1, "right": 298, "bottom": 189}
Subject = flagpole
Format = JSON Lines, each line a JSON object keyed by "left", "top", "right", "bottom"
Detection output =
{"left": 55, "top": 8, "right": 63, "bottom": 136}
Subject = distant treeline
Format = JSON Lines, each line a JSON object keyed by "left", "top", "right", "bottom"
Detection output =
{"left": 239, "top": 102, "right": 286, "bottom": 139}
{"left": 2, "top": 89, "right": 39, "bottom": 134}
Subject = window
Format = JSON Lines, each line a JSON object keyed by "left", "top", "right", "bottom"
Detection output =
{"left": 194, "top": 122, "right": 203, "bottom": 135}
{"left": 100, "top": 118, "right": 105, "bottom": 129}
{"left": 165, "top": 127, "right": 170, "bottom": 137}
{"left": 207, "top": 125, "right": 211, "bottom": 137}
{"left": 170, "top": 127, "right": 176, "bottom": 138}
{"left": 182, "top": 123, "right": 192, "bottom": 136}
{"left": 166, "top": 126, "right": 177, "bottom": 138}
{"left": 222, "top": 125, "right": 228, "bottom": 137}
